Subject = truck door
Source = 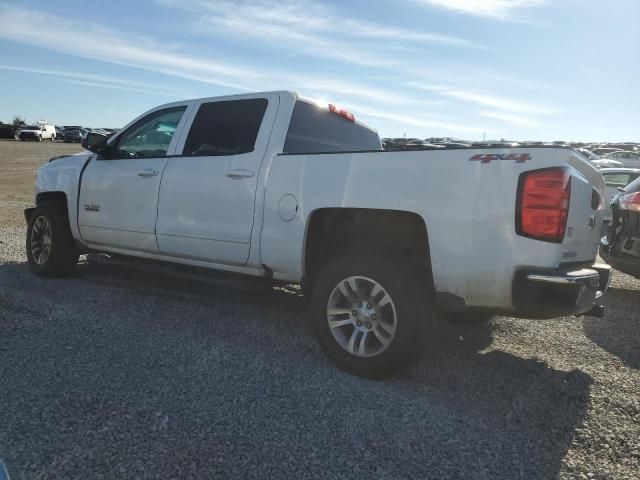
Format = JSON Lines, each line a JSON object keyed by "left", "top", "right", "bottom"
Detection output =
{"left": 78, "top": 105, "right": 190, "bottom": 253}
{"left": 156, "top": 93, "right": 279, "bottom": 265}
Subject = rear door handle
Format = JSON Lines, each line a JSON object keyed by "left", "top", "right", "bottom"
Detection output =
{"left": 138, "top": 169, "right": 159, "bottom": 178}
{"left": 225, "top": 169, "right": 254, "bottom": 179}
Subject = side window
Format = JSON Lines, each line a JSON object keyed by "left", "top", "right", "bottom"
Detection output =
{"left": 182, "top": 99, "right": 268, "bottom": 156}
{"left": 111, "top": 106, "right": 186, "bottom": 159}
{"left": 603, "top": 173, "right": 631, "bottom": 187}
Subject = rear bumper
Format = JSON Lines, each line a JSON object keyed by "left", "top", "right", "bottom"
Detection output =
{"left": 513, "top": 263, "right": 611, "bottom": 318}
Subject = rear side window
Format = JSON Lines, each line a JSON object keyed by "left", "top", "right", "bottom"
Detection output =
{"left": 183, "top": 99, "right": 267, "bottom": 156}
{"left": 283, "top": 101, "right": 381, "bottom": 154}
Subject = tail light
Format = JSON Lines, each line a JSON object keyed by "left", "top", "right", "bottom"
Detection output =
{"left": 328, "top": 104, "right": 355, "bottom": 122}
{"left": 620, "top": 192, "right": 640, "bottom": 212}
{"left": 516, "top": 167, "right": 571, "bottom": 243}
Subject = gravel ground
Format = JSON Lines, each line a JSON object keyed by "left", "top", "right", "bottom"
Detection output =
{"left": 0, "top": 196, "right": 638, "bottom": 480}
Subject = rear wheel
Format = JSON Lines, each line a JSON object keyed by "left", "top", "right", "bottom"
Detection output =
{"left": 26, "top": 202, "right": 79, "bottom": 277}
{"left": 311, "top": 253, "right": 433, "bottom": 378}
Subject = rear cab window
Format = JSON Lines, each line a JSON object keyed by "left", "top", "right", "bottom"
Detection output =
{"left": 283, "top": 100, "right": 381, "bottom": 154}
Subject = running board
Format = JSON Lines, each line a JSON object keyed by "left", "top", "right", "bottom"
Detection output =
{"left": 85, "top": 253, "right": 275, "bottom": 292}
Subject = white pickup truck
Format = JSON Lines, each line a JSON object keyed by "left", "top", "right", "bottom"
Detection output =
{"left": 25, "top": 91, "right": 611, "bottom": 378}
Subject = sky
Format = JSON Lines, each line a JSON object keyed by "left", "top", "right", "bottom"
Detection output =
{"left": 0, "top": 0, "right": 638, "bottom": 141}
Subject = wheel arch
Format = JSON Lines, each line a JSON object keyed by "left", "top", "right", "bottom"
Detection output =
{"left": 36, "top": 191, "right": 69, "bottom": 211}
{"left": 302, "top": 207, "right": 433, "bottom": 292}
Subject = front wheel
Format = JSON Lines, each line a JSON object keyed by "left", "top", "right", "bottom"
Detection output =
{"left": 311, "top": 254, "right": 432, "bottom": 378}
{"left": 26, "top": 202, "right": 79, "bottom": 277}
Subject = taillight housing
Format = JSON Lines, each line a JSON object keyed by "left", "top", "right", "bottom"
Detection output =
{"left": 516, "top": 167, "right": 571, "bottom": 243}
{"left": 620, "top": 192, "right": 640, "bottom": 212}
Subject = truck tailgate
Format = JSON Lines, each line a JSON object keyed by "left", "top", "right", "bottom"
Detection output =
{"left": 562, "top": 151, "right": 605, "bottom": 263}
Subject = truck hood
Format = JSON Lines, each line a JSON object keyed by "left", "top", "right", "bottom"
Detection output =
{"left": 40, "top": 151, "right": 92, "bottom": 172}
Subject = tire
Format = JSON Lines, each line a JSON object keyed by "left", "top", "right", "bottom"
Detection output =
{"left": 26, "top": 202, "right": 79, "bottom": 277}
{"left": 438, "top": 311, "right": 494, "bottom": 326}
{"left": 311, "top": 253, "right": 433, "bottom": 379}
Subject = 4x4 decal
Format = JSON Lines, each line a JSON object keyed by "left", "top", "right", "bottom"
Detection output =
{"left": 469, "top": 153, "right": 531, "bottom": 163}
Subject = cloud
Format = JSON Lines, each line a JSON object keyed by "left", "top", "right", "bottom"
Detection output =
{"left": 159, "top": 0, "right": 486, "bottom": 67}
{"left": 0, "top": 2, "right": 554, "bottom": 137}
{"left": 0, "top": 4, "right": 257, "bottom": 91}
{"left": 0, "top": 4, "right": 450, "bottom": 111}
{"left": 406, "top": 82, "right": 560, "bottom": 114}
{"left": 478, "top": 110, "right": 539, "bottom": 127}
{"left": 342, "top": 101, "right": 486, "bottom": 134}
{"left": 412, "top": 0, "right": 546, "bottom": 19}
{"left": 0, "top": 64, "right": 192, "bottom": 98}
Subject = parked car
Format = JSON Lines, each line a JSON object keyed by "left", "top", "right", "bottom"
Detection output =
{"left": 404, "top": 140, "right": 445, "bottom": 149}
{"left": 0, "top": 123, "right": 20, "bottom": 139}
{"left": 600, "top": 176, "right": 640, "bottom": 278}
{"left": 603, "top": 151, "right": 640, "bottom": 168}
{"left": 63, "top": 129, "right": 83, "bottom": 143}
{"left": 592, "top": 147, "right": 624, "bottom": 157}
{"left": 18, "top": 123, "right": 56, "bottom": 141}
{"left": 24, "top": 91, "right": 610, "bottom": 378}
{"left": 591, "top": 159, "right": 625, "bottom": 169}
{"left": 599, "top": 168, "right": 640, "bottom": 223}
{"left": 576, "top": 147, "right": 600, "bottom": 162}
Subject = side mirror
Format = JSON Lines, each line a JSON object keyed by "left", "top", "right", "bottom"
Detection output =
{"left": 82, "top": 131, "right": 109, "bottom": 154}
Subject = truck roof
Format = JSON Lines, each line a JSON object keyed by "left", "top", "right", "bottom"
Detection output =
{"left": 154, "top": 90, "right": 378, "bottom": 134}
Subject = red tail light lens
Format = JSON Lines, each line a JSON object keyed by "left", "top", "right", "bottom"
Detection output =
{"left": 328, "top": 104, "right": 355, "bottom": 122}
{"left": 621, "top": 192, "right": 640, "bottom": 212}
{"left": 517, "top": 168, "right": 571, "bottom": 243}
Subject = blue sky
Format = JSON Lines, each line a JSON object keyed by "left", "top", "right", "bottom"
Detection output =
{"left": 0, "top": 0, "right": 638, "bottom": 141}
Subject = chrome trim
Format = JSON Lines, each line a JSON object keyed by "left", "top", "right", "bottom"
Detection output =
{"left": 526, "top": 269, "right": 599, "bottom": 285}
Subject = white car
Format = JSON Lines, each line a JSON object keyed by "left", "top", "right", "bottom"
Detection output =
{"left": 576, "top": 147, "right": 600, "bottom": 162}
{"left": 18, "top": 123, "right": 56, "bottom": 141}
{"left": 603, "top": 151, "right": 640, "bottom": 168}
{"left": 23, "top": 91, "right": 611, "bottom": 378}
{"left": 575, "top": 148, "right": 623, "bottom": 168}
{"left": 591, "top": 158, "right": 625, "bottom": 169}
{"left": 599, "top": 167, "right": 640, "bottom": 222}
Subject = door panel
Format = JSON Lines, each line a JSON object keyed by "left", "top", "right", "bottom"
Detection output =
{"left": 78, "top": 158, "right": 169, "bottom": 252}
{"left": 78, "top": 104, "right": 190, "bottom": 252}
{"left": 156, "top": 94, "right": 278, "bottom": 265}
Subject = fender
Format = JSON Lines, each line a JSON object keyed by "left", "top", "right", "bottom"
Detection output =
{"left": 34, "top": 152, "right": 93, "bottom": 246}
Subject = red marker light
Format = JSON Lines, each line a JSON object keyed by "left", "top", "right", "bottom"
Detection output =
{"left": 328, "top": 104, "right": 355, "bottom": 122}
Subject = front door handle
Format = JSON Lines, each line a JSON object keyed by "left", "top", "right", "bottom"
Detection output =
{"left": 226, "top": 169, "right": 254, "bottom": 179}
{"left": 138, "top": 169, "right": 159, "bottom": 178}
